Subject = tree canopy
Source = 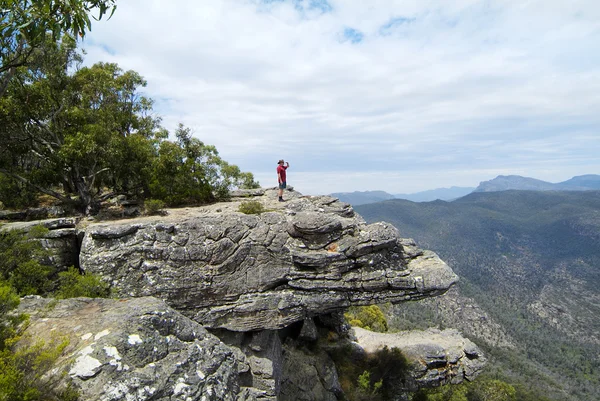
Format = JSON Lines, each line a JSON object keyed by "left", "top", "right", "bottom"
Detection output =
{"left": 0, "top": 1, "right": 259, "bottom": 214}
{"left": 1, "top": 0, "right": 117, "bottom": 96}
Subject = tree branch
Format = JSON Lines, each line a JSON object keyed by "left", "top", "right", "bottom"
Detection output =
{"left": 0, "top": 168, "right": 71, "bottom": 203}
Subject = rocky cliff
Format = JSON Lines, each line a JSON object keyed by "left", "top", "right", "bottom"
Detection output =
{"left": 78, "top": 189, "right": 458, "bottom": 332}
{"left": 4, "top": 188, "right": 484, "bottom": 400}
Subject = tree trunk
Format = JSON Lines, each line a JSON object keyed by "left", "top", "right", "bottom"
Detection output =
{"left": 75, "top": 178, "right": 99, "bottom": 216}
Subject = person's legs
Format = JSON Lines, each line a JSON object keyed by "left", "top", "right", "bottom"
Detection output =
{"left": 278, "top": 182, "right": 286, "bottom": 201}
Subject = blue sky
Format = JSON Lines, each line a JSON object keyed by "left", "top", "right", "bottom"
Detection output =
{"left": 83, "top": 0, "right": 600, "bottom": 195}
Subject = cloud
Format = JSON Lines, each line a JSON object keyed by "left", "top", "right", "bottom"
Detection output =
{"left": 83, "top": 0, "right": 600, "bottom": 194}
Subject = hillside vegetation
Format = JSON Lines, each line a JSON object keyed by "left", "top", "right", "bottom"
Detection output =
{"left": 356, "top": 190, "right": 600, "bottom": 401}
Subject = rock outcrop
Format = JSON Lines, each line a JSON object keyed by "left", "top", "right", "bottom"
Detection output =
{"left": 1, "top": 217, "right": 80, "bottom": 269}
{"left": 18, "top": 296, "right": 241, "bottom": 401}
{"left": 4, "top": 188, "right": 484, "bottom": 400}
{"left": 78, "top": 189, "right": 458, "bottom": 332}
{"left": 353, "top": 327, "right": 486, "bottom": 391}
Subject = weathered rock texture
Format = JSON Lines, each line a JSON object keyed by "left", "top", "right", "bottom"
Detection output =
{"left": 5, "top": 189, "right": 485, "bottom": 400}
{"left": 18, "top": 296, "right": 242, "bottom": 401}
{"left": 353, "top": 326, "right": 486, "bottom": 391}
{"left": 1, "top": 217, "right": 80, "bottom": 269}
{"left": 79, "top": 189, "right": 458, "bottom": 332}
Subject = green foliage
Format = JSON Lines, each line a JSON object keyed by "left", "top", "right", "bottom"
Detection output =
{"left": 0, "top": 331, "right": 76, "bottom": 401}
{"left": 55, "top": 267, "right": 110, "bottom": 299}
{"left": 0, "top": 227, "right": 54, "bottom": 296}
{"left": 0, "top": 283, "right": 25, "bottom": 351}
{"left": 0, "top": 173, "right": 39, "bottom": 209}
{"left": 345, "top": 305, "right": 388, "bottom": 332}
{"left": 329, "top": 345, "right": 408, "bottom": 401}
{"left": 238, "top": 200, "right": 265, "bottom": 215}
{"left": 1, "top": 0, "right": 116, "bottom": 105}
{"left": 0, "top": 227, "right": 114, "bottom": 401}
{"left": 144, "top": 199, "right": 166, "bottom": 215}
{"left": 0, "top": 39, "right": 259, "bottom": 213}
{"left": 149, "top": 124, "right": 259, "bottom": 206}
{"left": 415, "top": 377, "right": 535, "bottom": 401}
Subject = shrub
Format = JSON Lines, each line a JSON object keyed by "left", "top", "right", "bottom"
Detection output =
{"left": 0, "top": 332, "right": 77, "bottom": 401}
{"left": 328, "top": 344, "right": 408, "bottom": 401}
{"left": 144, "top": 199, "right": 166, "bottom": 215}
{"left": 345, "top": 305, "right": 388, "bottom": 332}
{"left": 0, "top": 227, "right": 54, "bottom": 296}
{"left": 0, "top": 282, "right": 78, "bottom": 401}
{"left": 238, "top": 200, "right": 265, "bottom": 215}
{"left": 0, "top": 173, "right": 39, "bottom": 210}
{"left": 55, "top": 267, "right": 110, "bottom": 299}
{"left": 0, "top": 283, "right": 24, "bottom": 350}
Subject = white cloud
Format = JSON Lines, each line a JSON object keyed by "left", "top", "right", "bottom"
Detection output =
{"left": 83, "top": 0, "right": 600, "bottom": 194}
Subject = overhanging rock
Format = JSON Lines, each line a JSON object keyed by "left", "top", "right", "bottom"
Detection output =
{"left": 79, "top": 189, "right": 458, "bottom": 331}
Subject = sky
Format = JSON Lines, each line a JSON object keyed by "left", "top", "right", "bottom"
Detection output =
{"left": 82, "top": 0, "right": 600, "bottom": 195}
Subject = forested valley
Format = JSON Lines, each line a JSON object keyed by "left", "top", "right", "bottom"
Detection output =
{"left": 357, "top": 190, "right": 600, "bottom": 401}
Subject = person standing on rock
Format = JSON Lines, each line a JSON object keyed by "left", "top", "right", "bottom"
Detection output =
{"left": 277, "top": 159, "right": 290, "bottom": 202}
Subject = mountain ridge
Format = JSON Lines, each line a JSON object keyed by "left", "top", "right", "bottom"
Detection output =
{"left": 474, "top": 174, "right": 600, "bottom": 192}
{"left": 355, "top": 190, "right": 600, "bottom": 401}
{"left": 331, "top": 174, "right": 600, "bottom": 206}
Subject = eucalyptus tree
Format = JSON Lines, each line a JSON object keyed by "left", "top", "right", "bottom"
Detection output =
{"left": 0, "top": 42, "right": 162, "bottom": 214}
{"left": 1, "top": 0, "right": 117, "bottom": 96}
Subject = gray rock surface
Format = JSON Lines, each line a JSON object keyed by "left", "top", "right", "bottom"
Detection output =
{"left": 353, "top": 326, "right": 486, "bottom": 391}
{"left": 279, "top": 341, "right": 342, "bottom": 401}
{"left": 1, "top": 217, "right": 80, "bottom": 269}
{"left": 79, "top": 189, "right": 458, "bottom": 332}
{"left": 214, "top": 329, "right": 284, "bottom": 399}
{"left": 18, "top": 296, "right": 243, "bottom": 401}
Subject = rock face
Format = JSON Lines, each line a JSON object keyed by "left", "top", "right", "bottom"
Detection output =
{"left": 18, "top": 296, "right": 241, "bottom": 401}
{"left": 353, "top": 327, "right": 486, "bottom": 391}
{"left": 79, "top": 189, "right": 458, "bottom": 332}
{"left": 6, "top": 188, "right": 484, "bottom": 400}
{"left": 1, "top": 217, "right": 80, "bottom": 269}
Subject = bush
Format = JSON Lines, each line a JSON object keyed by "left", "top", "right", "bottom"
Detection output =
{"left": 417, "top": 377, "right": 520, "bottom": 401}
{"left": 238, "top": 200, "right": 265, "bottom": 215}
{"left": 328, "top": 344, "right": 408, "bottom": 401}
{"left": 0, "top": 283, "right": 24, "bottom": 350}
{"left": 0, "top": 282, "right": 78, "bottom": 401}
{"left": 144, "top": 199, "right": 166, "bottom": 215}
{"left": 0, "top": 227, "right": 54, "bottom": 296}
{"left": 55, "top": 267, "right": 110, "bottom": 299}
{"left": 345, "top": 305, "right": 388, "bottom": 332}
{"left": 0, "top": 173, "right": 39, "bottom": 210}
{"left": 0, "top": 332, "right": 77, "bottom": 401}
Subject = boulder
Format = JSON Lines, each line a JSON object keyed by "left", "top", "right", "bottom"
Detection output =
{"left": 17, "top": 296, "right": 243, "bottom": 401}
{"left": 1, "top": 217, "right": 80, "bottom": 269}
{"left": 352, "top": 326, "right": 486, "bottom": 391}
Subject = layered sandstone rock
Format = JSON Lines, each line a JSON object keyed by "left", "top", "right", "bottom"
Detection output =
{"left": 79, "top": 189, "right": 458, "bottom": 332}
{"left": 5, "top": 188, "right": 483, "bottom": 400}
{"left": 353, "top": 326, "right": 486, "bottom": 391}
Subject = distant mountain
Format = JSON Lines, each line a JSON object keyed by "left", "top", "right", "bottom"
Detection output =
{"left": 475, "top": 174, "right": 600, "bottom": 192}
{"left": 356, "top": 190, "right": 600, "bottom": 401}
{"left": 333, "top": 187, "right": 475, "bottom": 205}
{"left": 394, "top": 186, "right": 475, "bottom": 202}
{"left": 555, "top": 174, "right": 600, "bottom": 190}
{"left": 330, "top": 190, "right": 395, "bottom": 206}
